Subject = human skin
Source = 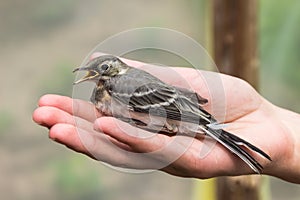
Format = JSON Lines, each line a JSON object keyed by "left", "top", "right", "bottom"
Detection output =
{"left": 32, "top": 57, "right": 300, "bottom": 184}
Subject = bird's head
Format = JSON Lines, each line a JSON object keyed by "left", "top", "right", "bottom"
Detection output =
{"left": 73, "top": 55, "right": 128, "bottom": 84}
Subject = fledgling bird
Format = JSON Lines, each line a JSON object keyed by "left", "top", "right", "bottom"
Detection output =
{"left": 73, "top": 55, "right": 271, "bottom": 173}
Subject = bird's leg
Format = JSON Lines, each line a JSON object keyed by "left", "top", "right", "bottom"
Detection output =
{"left": 164, "top": 122, "right": 178, "bottom": 133}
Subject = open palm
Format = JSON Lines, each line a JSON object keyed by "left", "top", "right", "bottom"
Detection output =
{"left": 33, "top": 59, "right": 296, "bottom": 181}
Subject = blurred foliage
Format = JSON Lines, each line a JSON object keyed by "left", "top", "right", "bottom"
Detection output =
{"left": 38, "top": 61, "right": 74, "bottom": 96}
{"left": 52, "top": 156, "right": 107, "bottom": 200}
{"left": 260, "top": 0, "right": 300, "bottom": 112}
{"left": 0, "top": 0, "right": 78, "bottom": 45}
{"left": 125, "top": 49, "right": 193, "bottom": 67}
{"left": 0, "top": 109, "right": 14, "bottom": 134}
{"left": 30, "top": 0, "right": 77, "bottom": 28}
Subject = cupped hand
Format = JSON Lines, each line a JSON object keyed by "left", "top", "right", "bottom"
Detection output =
{"left": 32, "top": 57, "right": 299, "bottom": 183}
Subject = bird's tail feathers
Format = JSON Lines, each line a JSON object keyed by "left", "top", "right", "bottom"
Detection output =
{"left": 201, "top": 127, "right": 270, "bottom": 173}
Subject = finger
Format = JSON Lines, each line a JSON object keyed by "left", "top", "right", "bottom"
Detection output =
{"left": 33, "top": 105, "right": 133, "bottom": 151}
{"left": 94, "top": 117, "right": 208, "bottom": 170}
{"left": 38, "top": 94, "right": 100, "bottom": 122}
{"left": 49, "top": 123, "right": 93, "bottom": 157}
{"left": 94, "top": 117, "right": 169, "bottom": 153}
{"left": 73, "top": 124, "right": 168, "bottom": 169}
{"left": 94, "top": 117, "right": 227, "bottom": 172}
{"left": 94, "top": 117, "right": 201, "bottom": 163}
{"left": 33, "top": 106, "right": 95, "bottom": 131}
{"left": 49, "top": 123, "right": 133, "bottom": 162}
{"left": 33, "top": 106, "right": 75, "bottom": 128}
{"left": 94, "top": 117, "right": 201, "bottom": 157}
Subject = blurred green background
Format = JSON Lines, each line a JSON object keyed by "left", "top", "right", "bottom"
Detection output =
{"left": 0, "top": 0, "right": 299, "bottom": 200}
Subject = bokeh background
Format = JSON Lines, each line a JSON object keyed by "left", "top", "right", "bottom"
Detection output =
{"left": 1, "top": 0, "right": 299, "bottom": 200}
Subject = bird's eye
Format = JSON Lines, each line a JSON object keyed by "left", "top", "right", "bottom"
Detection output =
{"left": 100, "top": 64, "right": 109, "bottom": 71}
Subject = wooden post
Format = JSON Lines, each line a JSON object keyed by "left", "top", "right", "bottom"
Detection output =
{"left": 213, "top": 0, "right": 259, "bottom": 88}
{"left": 213, "top": 0, "right": 262, "bottom": 200}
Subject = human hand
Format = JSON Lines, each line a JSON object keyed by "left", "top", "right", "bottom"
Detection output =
{"left": 32, "top": 56, "right": 300, "bottom": 183}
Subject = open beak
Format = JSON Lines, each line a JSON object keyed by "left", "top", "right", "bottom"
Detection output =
{"left": 73, "top": 67, "right": 99, "bottom": 85}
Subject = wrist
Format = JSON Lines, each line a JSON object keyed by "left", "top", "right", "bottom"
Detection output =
{"left": 266, "top": 103, "right": 300, "bottom": 183}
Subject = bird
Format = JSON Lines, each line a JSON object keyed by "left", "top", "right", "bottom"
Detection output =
{"left": 73, "top": 55, "right": 271, "bottom": 173}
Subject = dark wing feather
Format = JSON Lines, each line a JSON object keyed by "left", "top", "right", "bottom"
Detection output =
{"left": 176, "top": 87, "right": 208, "bottom": 105}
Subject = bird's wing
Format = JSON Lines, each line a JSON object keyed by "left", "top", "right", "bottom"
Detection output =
{"left": 108, "top": 68, "right": 212, "bottom": 124}
{"left": 175, "top": 86, "right": 208, "bottom": 105}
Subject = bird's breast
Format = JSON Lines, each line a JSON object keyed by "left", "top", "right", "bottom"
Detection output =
{"left": 93, "top": 84, "right": 113, "bottom": 116}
